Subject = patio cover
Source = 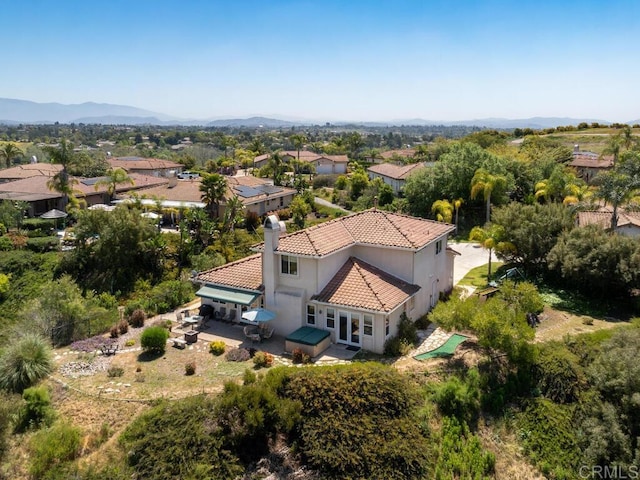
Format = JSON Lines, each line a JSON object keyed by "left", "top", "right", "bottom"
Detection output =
{"left": 40, "top": 209, "right": 68, "bottom": 219}
{"left": 196, "top": 285, "right": 260, "bottom": 306}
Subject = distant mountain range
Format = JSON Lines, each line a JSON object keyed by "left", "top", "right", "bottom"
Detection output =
{"left": 0, "top": 97, "right": 622, "bottom": 129}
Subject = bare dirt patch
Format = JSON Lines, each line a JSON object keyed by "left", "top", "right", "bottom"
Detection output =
{"left": 534, "top": 306, "right": 625, "bottom": 343}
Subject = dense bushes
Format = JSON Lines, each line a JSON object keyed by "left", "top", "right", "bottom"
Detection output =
{"left": 534, "top": 342, "right": 584, "bottom": 403}
{"left": 125, "top": 280, "right": 194, "bottom": 317}
{"left": 140, "top": 327, "right": 169, "bottom": 354}
{"left": 432, "top": 369, "right": 481, "bottom": 425}
{"left": 384, "top": 313, "right": 418, "bottom": 356}
{"left": 29, "top": 421, "right": 82, "bottom": 480}
{"left": 14, "top": 386, "right": 56, "bottom": 432}
{"left": 26, "top": 236, "right": 60, "bottom": 252}
{"left": 0, "top": 334, "right": 53, "bottom": 393}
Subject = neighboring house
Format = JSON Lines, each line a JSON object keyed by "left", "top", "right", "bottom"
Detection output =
{"left": 367, "top": 162, "right": 428, "bottom": 194}
{"left": 577, "top": 209, "right": 640, "bottom": 237}
{"left": 120, "top": 175, "right": 296, "bottom": 219}
{"left": 195, "top": 209, "right": 456, "bottom": 354}
{"left": 365, "top": 149, "right": 416, "bottom": 164}
{"left": 253, "top": 151, "right": 348, "bottom": 174}
{"left": 569, "top": 151, "right": 614, "bottom": 183}
{"left": 108, "top": 156, "right": 184, "bottom": 177}
{"left": 0, "top": 163, "right": 62, "bottom": 184}
{"left": 0, "top": 172, "right": 166, "bottom": 216}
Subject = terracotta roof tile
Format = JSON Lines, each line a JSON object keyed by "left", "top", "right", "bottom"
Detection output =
{"left": 569, "top": 155, "right": 614, "bottom": 169}
{"left": 312, "top": 257, "right": 419, "bottom": 312}
{"left": 109, "top": 157, "right": 182, "bottom": 171}
{"left": 263, "top": 210, "right": 453, "bottom": 257}
{"left": 367, "top": 162, "right": 426, "bottom": 180}
{"left": 0, "top": 164, "right": 62, "bottom": 180}
{"left": 195, "top": 253, "right": 263, "bottom": 291}
{"left": 578, "top": 210, "right": 640, "bottom": 229}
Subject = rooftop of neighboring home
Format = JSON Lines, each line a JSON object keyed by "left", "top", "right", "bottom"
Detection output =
{"left": 0, "top": 163, "right": 62, "bottom": 181}
{"left": 108, "top": 156, "right": 184, "bottom": 171}
{"left": 569, "top": 153, "right": 615, "bottom": 169}
{"left": 379, "top": 149, "right": 416, "bottom": 159}
{"left": 124, "top": 175, "right": 296, "bottom": 205}
{"left": 577, "top": 209, "right": 640, "bottom": 229}
{"left": 254, "top": 151, "right": 349, "bottom": 164}
{"left": 0, "top": 173, "right": 168, "bottom": 202}
{"left": 255, "top": 209, "right": 454, "bottom": 257}
{"left": 367, "top": 162, "right": 426, "bottom": 180}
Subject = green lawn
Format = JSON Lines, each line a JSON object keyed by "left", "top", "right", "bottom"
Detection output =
{"left": 458, "top": 262, "right": 504, "bottom": 288}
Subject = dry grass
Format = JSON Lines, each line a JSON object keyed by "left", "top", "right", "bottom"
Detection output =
{"left": 534, "top": 306, "right": 624, "bottom": 343}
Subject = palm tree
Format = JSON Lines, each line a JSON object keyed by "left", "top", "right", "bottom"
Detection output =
{"left": 0, "top": 143, "right": 23, "bottom": 169}
{"left": 199, "top": 173, "right": 227, "bottom": 219}
{"left": 268, "top": 151, "right": 284, "bottom": 186}
{"left": 594, "top": 170, "right": 637, "bottom": 231}
{"left": 470, "top": 168, "right": 507, "bottom": 224}
{"left": 222, "top": 194, "right": 245, "bottom": 233}
{"left": 603, "top": 133, "right": 623, "bottom": 163}
{"left": 453, "top": 198, "right": 464, "bottom": 235}
{"left": 431, "top": 199, "right": 453, "bottom": 223}
{"left": 290, "top": 133, "right": 308, "bottom": 186}
{"left": 469, "top": 224, "right": 512, "bottom": 282}
{"left": 94, "top": 167, "right": 134, "bottom": 202}
{"left": 45, "top": 139, "right": 77, "bottom": 210}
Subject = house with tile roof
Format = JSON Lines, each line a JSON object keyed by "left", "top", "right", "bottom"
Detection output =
{"left": 195, "top": 209, "right": 456, "bottom": 354}
{"left": 569, "top": 151, "right": 614, "bottom": 183}
{"left": 108, "top": 156, "right": 184, "bottom": 177}
{"left": 577, "top": 209, "right": 640, "bottom": 237}
{"left": 367, "top": 162, "right": 429, "bottom": 194}
{"left": 119, "top": 174, "right": 296, "bottom": 219}
{"left": 253, "top": 151, "right": 348, "bottom": 174}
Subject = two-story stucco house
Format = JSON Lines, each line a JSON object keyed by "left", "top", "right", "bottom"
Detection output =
{"left": 195, "top": 209, "right": 456, "bottom": 355}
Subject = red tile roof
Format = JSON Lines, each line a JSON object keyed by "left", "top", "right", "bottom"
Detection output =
{"left": 266, "top": 209, "right": 453, "bottom": 257}
{"left": 569, "top": 155, "right": 614, "bottom": 169}
{"left": 0, "top": 164, "right": 62, "bottom": 180}
{"left": 311, "top": 257, "right": 419, "bottom": 312}
{"left": 108, "top": 157, "right": 183, "bottom": 171}
{"left": 367, "top": 162, "right": 426, "bottom": 180}
{"left": 195, "top": 253, "right": 263, "bottom": 291}
{"left": 577, "top": 210, "right": 640, "bottom": 229}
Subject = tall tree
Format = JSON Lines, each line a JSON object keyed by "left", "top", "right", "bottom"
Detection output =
{"left": 453, "top": 198, "right": 464, "bottom": 235}
{"left": 45, "top": 139, "right": 78, "bottom": 210}
{"left": 0, "top": 143, "right": 23, "bottom": 169}
{"left": 94, "top": 167, "right": 134, "bottom": 202}
{"left": 268, "top": 151, "right": 284, "bottom": 186}
{"left": 199, "top": 173, "right": 227, "bottom": 219}
{"left": 469, "top": 223, "right": 512, "bottom": 281}
{"left": 290, "top": 133, "right": 308, "bottom": 186}
{"left": 222, "top": 195, "right": 245, "bottom": 233}
{"left": 470, "top": 168, "right": 507, "bottom": 224}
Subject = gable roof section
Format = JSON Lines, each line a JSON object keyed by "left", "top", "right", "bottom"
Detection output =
{"left": 368, "top": 162, "right": 425, "bottom": 180}
{"left": 108, "top": 157, "right": 182, "bottom": 171}
{"left": 0, "top": 163, "right": 62, "bottom": 181}
{"left": 195, "top": 253, "right": 263, "bottom": 291}
{"left": 569, "top": 155, "right": 614, "bottom": 169}
{"left": 577, "top": 210, "right": 640, "bottom": 229}
{"left": 270, "top": 209, "right": 454, "bottom": 256}
{"left": 311, "top": 257, "right": 420, "bottom": 312}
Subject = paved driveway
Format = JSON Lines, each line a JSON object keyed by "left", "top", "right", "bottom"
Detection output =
{"left": 450, "top": 242, "right": 498, "bottom": 285}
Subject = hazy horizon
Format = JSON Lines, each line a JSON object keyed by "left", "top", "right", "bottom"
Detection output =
{"left": 3, "top": 1, "right": 639, "bottom": 123}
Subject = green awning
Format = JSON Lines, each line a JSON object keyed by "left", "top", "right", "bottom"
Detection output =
{"left": 196, "top": 285, "right": 260, "bottom": 306}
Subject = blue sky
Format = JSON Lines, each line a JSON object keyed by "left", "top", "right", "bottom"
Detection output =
{"left": 3, "top": 0, "right": 639, "bottom": 122}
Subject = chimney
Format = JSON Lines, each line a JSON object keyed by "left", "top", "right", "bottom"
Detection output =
{"left": 262, "top": 214, "right": 285, "bottom": 307}
{"left": 573, "top": 144, "right": 579, "bottom": 153}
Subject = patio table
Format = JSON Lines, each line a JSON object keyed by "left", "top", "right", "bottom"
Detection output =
{"left": 183, "top": 315, "right": 203, "bottom": 329}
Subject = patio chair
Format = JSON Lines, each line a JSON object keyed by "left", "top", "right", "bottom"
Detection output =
{"left": 244, "top": 326, "right": 261, "bottom": 344}
{"left": 260, "top": 326, "right": 274, "bottom": 341}
{"left": 225, "top": 309, "right": 237, "bottom": 324}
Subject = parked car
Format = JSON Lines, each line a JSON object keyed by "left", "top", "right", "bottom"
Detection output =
{"left": 177, "top": 171, "right": 199, "bottom": 179}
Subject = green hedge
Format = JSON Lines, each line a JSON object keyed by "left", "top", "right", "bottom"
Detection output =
{"left": 26, "top": 236, "right": 60, "bottom": 253}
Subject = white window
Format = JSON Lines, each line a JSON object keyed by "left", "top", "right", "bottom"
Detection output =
{"left": 326, "top": 308, "right": 335, "bottom": 329}
{"left": 306, "top": 304, "right": 316, "bottom": 325}
{"left": 364, "top": 314, "right": 373, "bottom": 336}
{"left": 385, "top": 317, "right": 390, "bottom": 336}
{"left": 435, "top": 240, "right": 442, "bottom": 255}
{"left": 281, "top": 255, "right": 298, "bottom": 275}
{"left": 409, "top": 297, "right": 415, "bottom": 311}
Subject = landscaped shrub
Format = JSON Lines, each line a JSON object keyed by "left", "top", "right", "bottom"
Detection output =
{"left": 432, "top": 369, "right": 481, "bottom": 425}
{"left": 28, "top": 421, "right": 82, "bottom": 480}
{"left": 209, "top": 341, "right": 226, "bottom": 355}
{"left": 244, "top": 210, "right": 260, "bottom": 232}
{"left": 0, "top": 334, "right": 54, "bottom": 393}
{"left": 185, "top": 361, "right": 196, "bottom": 376}
{"left": 117, "top": 319, "right": 129, "bottom": 335}
{"left": 21, "top": 218, "right": 55, "bottom": 231}
{"left": 243, "top": 368, "right": 257, "bottom": 385}
{"left": 125, "top": 339, "right": 135, "bottom": 347}
{"left": 534, "top": 342, "right": 584, "bottom": 404}
{"left": 312, "top": 174, "right": 338, "bottom": 189}
{"left": 109, "top": 325, "right": 119, "bottom": 339}
{"left": 26, "top": 236, "right": 60, "bottom": 252}
{"left": 151, "top": 318, "right": 172, "bottom": 331}
{"left": 383, "top": 335, "right": 413, "bottom": 357}
{"left": 291, "top": 347, "right": 304, "bottom": 364}
{"left": 225, "top": 348, "right": 250, "bottom": 362}
{"left": 140, "top": 326, "right": 169, "bottom": 354}
{"left": 252, "top": 351, "right": 273, "bottom": 368}
{"left": 70, "top": 336, "right": 111, "bottom": 353}
{"left": 107, "top": 366, "right": 125, "bottom": 378}
{"left": 128, "top": 309, "right": 146, "bottom": 328}
{"left": 14, "top": 386, "right": 56, "bottom": 432}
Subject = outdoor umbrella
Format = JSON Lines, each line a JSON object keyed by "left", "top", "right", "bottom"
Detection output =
{"left": 40, "top": 208, "right": 68, "bottom": 229}
{"left": 241, "top": 308, "right": 276, "bottom": 323}
{"left": 141, "top": 212, "right": 160, "bottom": 219}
